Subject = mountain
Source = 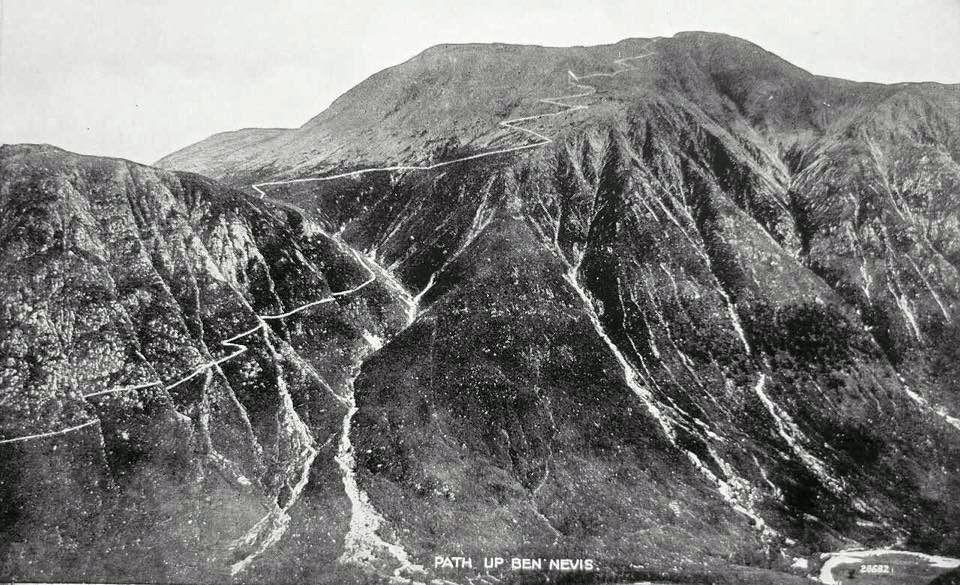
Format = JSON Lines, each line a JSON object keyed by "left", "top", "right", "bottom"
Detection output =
{"left": 4, "top": 30, "right": 960, "bottom": 584}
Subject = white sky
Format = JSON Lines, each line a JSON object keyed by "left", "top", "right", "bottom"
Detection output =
{"left": 1, "top": 0, "right": 959, "bottom": 165}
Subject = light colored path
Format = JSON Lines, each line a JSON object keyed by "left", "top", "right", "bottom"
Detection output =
{"left": 3, "top": 239, "right": 379, "bottom": 444}
{"left": 0, "top": 419, "right": 100, "bottom": 445}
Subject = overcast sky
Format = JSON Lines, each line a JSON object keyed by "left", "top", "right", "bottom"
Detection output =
{"left": 2, "top": 0, "right": 959, "bottom": 165}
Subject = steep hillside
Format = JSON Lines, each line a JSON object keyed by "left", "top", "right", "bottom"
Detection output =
{"left": 0, "top": 144, "right": 411, "bottom": 582}
{"left": 5, "top": 30, "right": 960, "bottom": 585}
{"left": 265, "top": 101, "right": 960, "bottom": 580}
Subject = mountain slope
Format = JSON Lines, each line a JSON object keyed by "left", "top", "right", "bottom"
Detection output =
{"left": 155, "top": 32, "right": 925, "bottom": 186}
{"left": 5, "top": 30, "right": 960, "bottom": 584}
{"left": 194, "top": 31, "right": 960, "bottom": 577}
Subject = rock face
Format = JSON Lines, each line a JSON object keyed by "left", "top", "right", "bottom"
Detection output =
{"left": 0, "top": 144, "right": 410, "bottom": 582}
{"left": 3, "top": 30, "right": 960, "bottom": 584}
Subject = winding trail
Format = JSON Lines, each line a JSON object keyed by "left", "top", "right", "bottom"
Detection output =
{"left": 0, "top": 219, "right": 382, "bottom": 574}
{"left": 2, "top": 243, "right": 378, "bottom": 445}
{"left": 0, "top": 419, "right": 100, "bottom": 445}
{"left": 249, "top": 42, "right": 659, "bottom": 197}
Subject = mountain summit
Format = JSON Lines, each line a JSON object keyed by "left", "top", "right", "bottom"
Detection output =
{"left": 156, "top": 31, "right": 957, "bottom": 185}
{"left": 3, "top": 31, "right": 960, "bottom": 584}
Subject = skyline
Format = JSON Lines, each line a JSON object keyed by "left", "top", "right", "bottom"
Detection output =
{"left": 2, "top": 0, "right": 959, "bottom": 165}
